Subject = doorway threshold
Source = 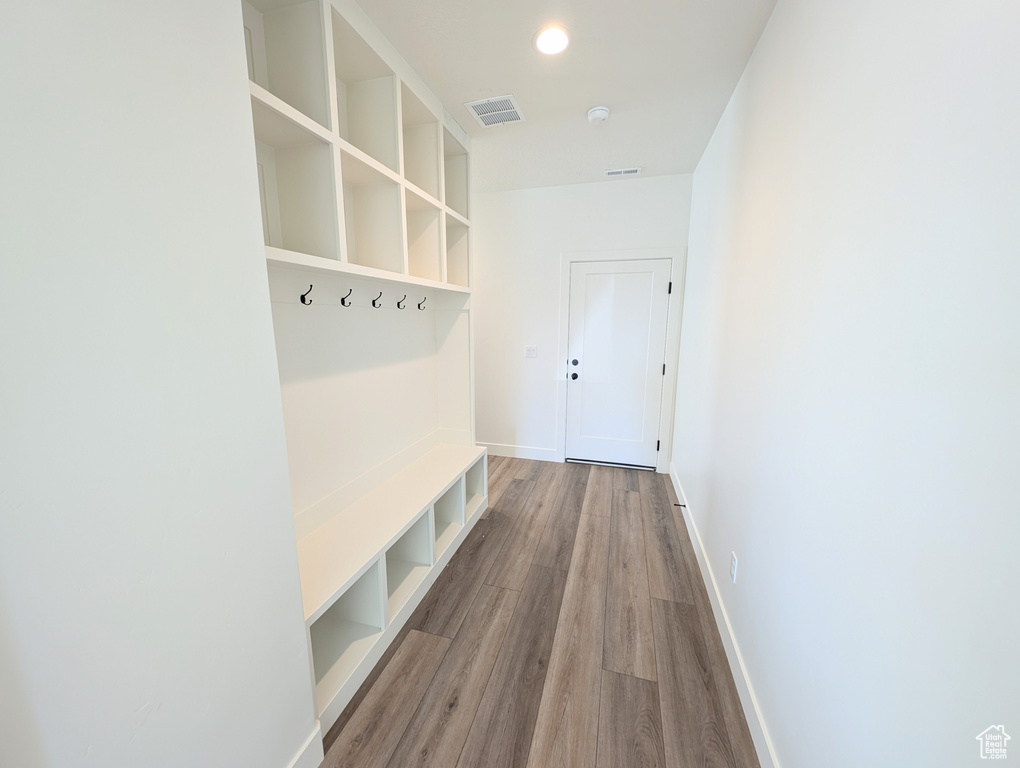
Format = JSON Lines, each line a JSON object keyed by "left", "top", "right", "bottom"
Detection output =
{"left": 565, "top": 458, "right": 655, "bottom": 471}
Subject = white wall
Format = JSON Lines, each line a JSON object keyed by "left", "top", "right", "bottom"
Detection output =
{"left": 473, "top": 175, "right": 692, "bottom": 461}
{"left": 672, "top": 1, "right": 1020, "bottom": 766}
{"left": 0, "top": 3, "right": 318, "bottom": 768}
{"left": 265, "top": 266, "right": 473, "bottom": 539}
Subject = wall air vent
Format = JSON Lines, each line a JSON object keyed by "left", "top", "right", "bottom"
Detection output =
{"left": 464, "top": 95, "right": 526, "bottom": 128}
{"left": 604, "top": 167, "right": 642, "bottom": 177}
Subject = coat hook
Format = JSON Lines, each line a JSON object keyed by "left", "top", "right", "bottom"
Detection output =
{"left": 372, "top": 291, "right": 383, "bottom": 308}
{"left": 397, "top": 295, "right": 407, "bottom": 309}
{"left": 300, "top": 285, "right": 313, "bottom": 305}
{"left": 418, "top": 296, "right": 427, "bottom": 310}
{"left": 340, "top": 288, "right": 352, "bottom": 307}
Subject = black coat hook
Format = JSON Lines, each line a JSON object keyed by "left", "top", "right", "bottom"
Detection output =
{"left": 300, "top": 285, "right": 313, "bottom": 305}
{"left": 397, "top": 295, "right": 407, "bottom": 309}
{"left": 418, "top": 296, "right": 427, "bottom": 310}
{"left": 340, "top": 288, "right": 352, "bottom": 307}
{"left": 372, "top": 291, "right": 383, "bottom": 308}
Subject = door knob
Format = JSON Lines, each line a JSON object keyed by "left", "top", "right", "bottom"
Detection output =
{"left": 571, "top": 373, "right": 578, "bottom": 380}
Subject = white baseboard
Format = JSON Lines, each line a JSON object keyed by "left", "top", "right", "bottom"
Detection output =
{"left": 668, "top": 463, "right": 780, "bottom": 768}
{"left": 285, "top": 723, "right": 323, "bottom": 768}
{"left": 478, "top": 442, "right": 559, "bottom": 462}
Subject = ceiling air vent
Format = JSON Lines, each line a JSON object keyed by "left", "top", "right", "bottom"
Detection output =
{"left": 604, "top": 167, "right": 642, "bottom": 178}
{"left": 464, "top": 95, "right": 526, "bottom": 128}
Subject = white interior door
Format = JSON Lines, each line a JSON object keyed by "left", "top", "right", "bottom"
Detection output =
{"left": 565, "top": 259, "right": 672, "bottom": 468}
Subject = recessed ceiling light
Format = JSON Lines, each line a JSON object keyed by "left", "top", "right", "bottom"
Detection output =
{"left": 535, "top": 27, "right": 569, "bottom": 55}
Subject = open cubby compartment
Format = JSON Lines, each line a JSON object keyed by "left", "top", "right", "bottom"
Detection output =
{"left": 309, "top": 559, "right": 385, "bottom": 716}
{"left": 340, "top": 151, "right": 404, "bottom": 274}
{"left": 432, "top": 476, "right": 465, "bottom": 558}
{"left": 405, "top": 188, "right": 443, "bottom": 282}
{"left": 252, "top": 98, "right": 339, "bottom": 260}
{"left": 443, "top": 128, "right": 468, "bottom": 217}
{"left": 445, "top": 216, "right": 470, "bottom": 287}
{"left": 401, "top": 83, "right": 440, "bottom": 198}
{"left": 464, "top": 456, "right": 487, "bottom": 520}
{"left": 384, "top": 513, "right": 433, "bottom": 619}
{"left": 331, "top": 8, "right": 399, "bottom": 171}
{"left": 242, "top": 0, "right": 331, "bottom": 129}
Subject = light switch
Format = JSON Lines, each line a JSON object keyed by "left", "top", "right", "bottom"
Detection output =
{"left": 524, "top": 345, "right": 537, "bottom": 358}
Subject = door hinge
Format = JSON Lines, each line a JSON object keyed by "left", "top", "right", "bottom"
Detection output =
{"left": 668, "top": 281, "right": 672, "bottom": 294}
{"left": 662, "top": 363, "right": 666, "bottom": 375}
{"left": 657, "top": 440, "right": 660, "bottom": 451}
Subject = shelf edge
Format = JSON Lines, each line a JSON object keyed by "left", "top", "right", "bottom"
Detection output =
{"left": 266, "top": 246, "right": 471, "bottom": 294}
{"left": 249, "top": 81, "right": 335, "bottom": 145}
{"left": 404, "top": 180, "right": 444, "bottom": 210}
{"left": 444, "top": 207, "right": 471, "bottom": 227}
{"left": 336, "top": 138, "right": 403, "bottom": 186}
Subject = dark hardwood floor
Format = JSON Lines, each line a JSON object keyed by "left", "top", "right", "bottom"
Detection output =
{"left": 321, "top": 456, "right": 760, "bottom": 768}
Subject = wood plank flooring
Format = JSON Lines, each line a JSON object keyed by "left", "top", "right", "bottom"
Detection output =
{"left": 597, "top": 670, "right": 666, "bottom": 768}
{"left": 456, "top": 565, "right": 567, "bottom": 768}
{"left": 322, "top": 630, "right": 450, "bottom": 768}
{"left": 385, "top": 585, "right": 519, "bottom": 768}
{"left": 525, "top": 511, "right": 609, "bottom": 768}
{"left": 603, "top": 489, "right": 656, "bottom": 682}
{"left": 322, "top": 457, "right": 761, "bottom": 768}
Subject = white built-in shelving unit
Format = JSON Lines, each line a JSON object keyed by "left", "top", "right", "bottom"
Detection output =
{"left": 241, "top": 0, "right": 480, "bottom": 737}
{"left": 242, "top": 0, "right": 470, "bottom": 288}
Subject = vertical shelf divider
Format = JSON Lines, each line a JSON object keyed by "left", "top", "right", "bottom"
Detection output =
{"left": 321, "top": 0, "right": 341, "bottom": 138}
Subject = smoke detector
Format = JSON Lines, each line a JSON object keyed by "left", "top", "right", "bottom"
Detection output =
{"left": 587, "top": 106, "right": 610, "bottom": 125}
{"left": 464, "top": 95, "right": 526, "bottom": 128}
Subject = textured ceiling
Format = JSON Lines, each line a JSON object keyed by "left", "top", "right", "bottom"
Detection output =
{"left": 356, "top": 0, "right": 777, "bottom": 191}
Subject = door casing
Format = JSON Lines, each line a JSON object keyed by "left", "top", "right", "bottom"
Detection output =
{"left": 555, "top": 247, "right": 687, "bottom": 473}
{"left": 564, "top": 258, "right": 672, "bottom": 468}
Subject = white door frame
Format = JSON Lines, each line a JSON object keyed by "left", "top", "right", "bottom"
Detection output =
{"left": 555, "top": 247, "right": 687, "bottom": 473}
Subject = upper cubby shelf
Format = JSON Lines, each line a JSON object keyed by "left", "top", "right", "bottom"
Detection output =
{"left": 443, "top": 128, "right": 468, "bottom": 218}
{"left": 243, "top": 0, "right": 331, "bottom": 130}
{"left": 445, "top": 216, "right": 469, "bottom": 288}
{"left": 340, "top": 149, "right": 404, "bottom": 275}
{"left": 401, "top": 84, "right": 441, "bottom": 200}
{"left": 252, "top": 90, "right": 339, "bottom": 261}
{"left": 332, "top": 9, "right": 399, "bottom": 172}
{"left": 405, "top": 188, "right": 443, "bottom": 283}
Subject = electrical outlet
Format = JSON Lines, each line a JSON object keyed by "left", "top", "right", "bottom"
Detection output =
{"left": 730, "top": 552, "right": 738, "bottom": 583}
{"left": 524, "top": 345, "right": 537, "bottom": 358}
